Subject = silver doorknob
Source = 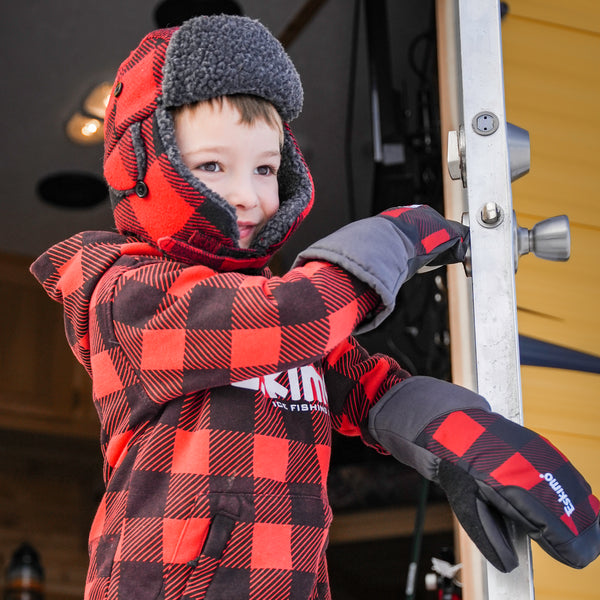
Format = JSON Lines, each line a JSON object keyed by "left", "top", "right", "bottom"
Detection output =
{"left": 513, "top": 213, "right": 570, "bottom": 271}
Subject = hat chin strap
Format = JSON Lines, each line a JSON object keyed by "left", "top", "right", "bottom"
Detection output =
{"left": 157, "top": 235, "right": 272, "bottom": 272}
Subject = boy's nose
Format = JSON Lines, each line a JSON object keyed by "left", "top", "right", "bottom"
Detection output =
{"left": 226, "top": 177, "right": 259, "bottom": 210}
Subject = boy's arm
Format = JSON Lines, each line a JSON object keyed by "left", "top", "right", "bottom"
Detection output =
{"left": 111, "top": 204, "right": 466, "bottom": 400}
{"left": 111, "top": 258, "right": 382, "bottom": 399}
{"left": 365, "top": 376, "right": 600, "bottom": 572}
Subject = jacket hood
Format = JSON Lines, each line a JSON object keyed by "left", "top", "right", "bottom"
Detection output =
{"left": 103, "top": 15, "right": 314, "bottom": 271}
{"left": 30, "top": 232, "right": 161, "bottom": 371}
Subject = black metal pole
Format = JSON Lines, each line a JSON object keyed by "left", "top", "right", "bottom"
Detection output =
{"left": 405, "top": 476, "right": 430, "bottom": 600}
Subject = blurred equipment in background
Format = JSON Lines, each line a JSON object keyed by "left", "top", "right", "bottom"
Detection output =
{"left": 3, "top": 543, "right": 44, "bottom": 600}
{"left": 425, "top": 548, "right": 462, "bottom": 600}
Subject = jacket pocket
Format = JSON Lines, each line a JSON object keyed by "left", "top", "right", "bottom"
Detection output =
{"left": 174, "top": 512, "right": 237, "bottom": 599}
{"left": 87, "top": 534, "right": 119, "bottom": 599}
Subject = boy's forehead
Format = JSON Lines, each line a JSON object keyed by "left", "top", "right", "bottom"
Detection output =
{"left": 175, "top": 96, "right": 284, "bottom": 145}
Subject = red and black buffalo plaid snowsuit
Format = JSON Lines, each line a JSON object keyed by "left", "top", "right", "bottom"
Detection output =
{"left": 32, "top": 229, "right": 413, "bottom": 599}
{"left": 31, "top": 19, "right": 434, "bottom": 598}
{"left": 31, "top": 219, "right": 600, "bottom": 598}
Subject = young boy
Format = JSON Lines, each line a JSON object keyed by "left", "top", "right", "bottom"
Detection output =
{"left": 31, "top": 15, "right": 598, "bottom": 600}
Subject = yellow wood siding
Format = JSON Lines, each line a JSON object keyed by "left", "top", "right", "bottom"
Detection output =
{"left": 516, "top": 223, "right": 600, "bottom": 357}
{"left": 502, "top": 1, "right": 600, "bottom": 596}
{"left": 507, "top": 0, "right": 600, "bottom": 34}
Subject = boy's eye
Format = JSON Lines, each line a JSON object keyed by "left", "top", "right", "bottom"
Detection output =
{"left": 255, "top": 165, "right": 277, "bottom": 176}
{"left": 198, "top": 162, "right": 221, "bottom": 173}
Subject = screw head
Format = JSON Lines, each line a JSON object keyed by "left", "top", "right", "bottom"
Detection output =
{"left": 481, "top": 202, "right": 501, "bottom": 225}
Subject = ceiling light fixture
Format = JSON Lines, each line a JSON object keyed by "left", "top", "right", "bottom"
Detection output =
{"left": 66, "top": 112, "right": 104, "bottom": 144}
{"left": 82, "top": 81, "right": 113, "bottom": 118}
{"left": 66, "top": 81, "right": 112, "bottom": 145}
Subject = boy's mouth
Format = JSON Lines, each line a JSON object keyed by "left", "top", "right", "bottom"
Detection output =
{"left": 238, "top": 222, "right": 257, "bottom": 245}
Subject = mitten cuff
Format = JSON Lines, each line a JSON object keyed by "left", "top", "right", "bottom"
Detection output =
{"left": 294, "top": 205, "right": 469, "bottom": 333}
{"left": 294, "top": 216, "right": 413, "bottom": 333}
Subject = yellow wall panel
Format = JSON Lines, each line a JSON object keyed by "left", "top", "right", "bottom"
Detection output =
{"left": 529, "top": 547, "right": 600, "bottom": 600}
{"left": 522, "top": 367, "right": 600, "bottom": 524}
{"left": 508, "top": 0, "right": 600, "bottom": 34}
{"left": 502, "top": 17, "right": 600, "bottom": 227}
{"left": 524, "top": 430, "right": 599, "bottom": 600}
{"left": 499, "top": 2, "right": 600, "bottom": 597}
{"left": 521, "top": 367, "right": 600, "bottom": 439}
{"left": 516, "top": 222, "right": 600, "bottom": 356}
{"left": 522, "top": 367, "right": 600, "bottom": 600}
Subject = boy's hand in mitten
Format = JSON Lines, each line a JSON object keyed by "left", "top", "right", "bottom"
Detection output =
{"left": 294, "top": 204, "right": 469, "bottom": 332}
{"left": 378, "top": 205, "right": 470, "bottom": 269}
{"left": 366, "top": 376, "right": 600, "bottom": 573}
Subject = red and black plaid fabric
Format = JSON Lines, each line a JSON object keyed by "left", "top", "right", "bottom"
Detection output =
{"left": 31, "top": 232, "right": 408, "bottom": 599}
{"left": 103, "top": 28, "right": 174, "bottom": 161}
{"left": 102, "top": 28, "right": 227, "bottom": 257}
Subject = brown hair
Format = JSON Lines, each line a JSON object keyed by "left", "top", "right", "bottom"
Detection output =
{"left": 173, "top": 94, "right": 284, "bottom": 146}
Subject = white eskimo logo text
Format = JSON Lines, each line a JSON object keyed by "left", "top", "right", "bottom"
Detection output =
{"left": 540, "top": 472, "right": 575, "bottom": 517}
{"left": 233, "top": 366, "right": 329, "bottom": 414}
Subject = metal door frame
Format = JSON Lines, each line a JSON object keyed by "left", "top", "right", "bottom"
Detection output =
{"left": 436, "top": 0, "right": 535, "bottom": 598}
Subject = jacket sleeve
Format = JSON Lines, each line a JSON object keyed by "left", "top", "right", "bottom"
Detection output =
{"left": 108, "top": 258, "right": 382, "bottom": 403}
{"left": 108, "top": 204, "right": 467, "bottom": 405}
{"left": 321, "top": 336, "right": 410, "bottom": 442}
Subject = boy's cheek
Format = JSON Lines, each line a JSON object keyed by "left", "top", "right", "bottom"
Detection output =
{"left": 263, "top": 188, "right": 280, "bottom": 218}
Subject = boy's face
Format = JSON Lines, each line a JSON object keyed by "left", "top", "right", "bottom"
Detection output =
{"left": 175, "top": 99, "right": 281, "bottom": 249}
